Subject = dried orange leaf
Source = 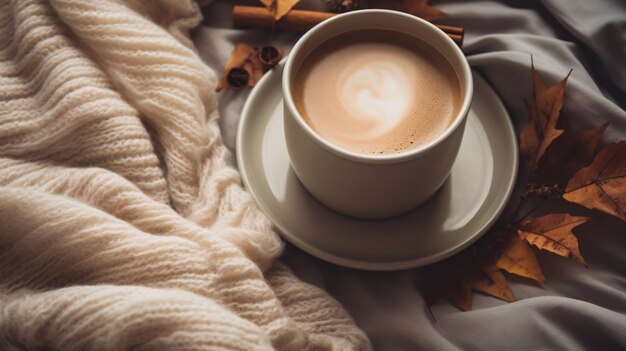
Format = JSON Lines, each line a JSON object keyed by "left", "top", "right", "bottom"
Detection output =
{"left": 424, "top": 248, "right": 517, "bottom": 311}
{"left": 472, "top": 263, "right": 516, "bottom": 303}
{"left": 564, "top": 141, "right": 626, "bottom": 221}
{"left": 532, "top": 66, "right": 569, "bottom": 131}
{"left": 368, "top": 0, "right": 447, "bottom": 21}
{"left": 259, "top": 0, "right": 273, "bottom": 13}
{"left": 445, "top": 277, "right": 473, "bottom": 311}
{"left": 278, "top": 0, "right": 301, "bottom": 19}
{"left": 520, "top": 100, "right": 541, "bottom": 166}
{"left": 259, "top": 0, "right": 300, "bottom": 20}
{"left": 536, "top": 127, "right": 564, "bottom": 168}
{"left": 419, "top": 61, "right": 618, "bottom": 311}
{"left": 518, "top": 213, "right": 591, "bottom": 266}
{"left": 537, "top": 123, "right": 608, "bottom": 187}
{"left": 519, "top": 61, "right": 571, "bottom": 168}
{"left": 422, "top": 253, "right": 475, "bottom": 311}
{"left": 495, "top": 233, "right": 546, "bottom": 282}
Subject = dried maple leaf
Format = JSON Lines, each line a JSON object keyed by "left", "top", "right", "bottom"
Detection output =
{"left": 423, "top": 248, "right": 516, "bottom": 311}
{"left": 422, "top": 253, "right": 473, "bottom": 311}
{"left": 444, "top": 275, "right": 473, "bottom": 311}
{"left": 472, "top": 262, "right": 516, "bottom": 303}
{"left": 563, "top": 141, "right": 626, "bottom": 221}
{"left": 421, "top": 59, "right": 626, "bottom": 312}
{"left": 259, "top": 0, "right": 300, "bottom": 20}
{"left": 519, "top": 61, "right": 571, "bottom": 169}
{"left": 495, "top": 232, "right": 546, "bottom": 282}
{"left": 518, "top": 213, "right": 591, "bottom": 266}
{"left": 367, "top": 0, "right": 447, "bottom": 21}
{"left": 537, "top": 123, "right": 608, "bottom": 187}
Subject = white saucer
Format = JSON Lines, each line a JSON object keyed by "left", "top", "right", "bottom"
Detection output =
{"left": 236, "top": 62, "right": 518, "bottom": 271}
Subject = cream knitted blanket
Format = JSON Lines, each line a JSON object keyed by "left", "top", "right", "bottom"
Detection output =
{"left": 0, "top": 0, "right": 371, "bottom": 349}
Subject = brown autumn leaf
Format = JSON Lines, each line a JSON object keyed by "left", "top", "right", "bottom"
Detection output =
{"left": 519, "top": 99, "right": 541, "bottom": 165}
{"left": 423, "top": 252, "right": 477, "bottom": 311}
{"left": 367, "top": 0, "right": 447, "bottom": 21}
{"left": 422, "top": 252, "right": 473, "bottom": 311}
{"left": 495, "top": 232, "right": 546, "bottom": 282}
{"left": 519, "top": 61, "right": 571, "bottom": 169}
{"left": 472, "top": 262, "right": 516, "bottom": 303}
{"left": 518, "top": 213, "right": 591, "bottom": 266}
{"left": 423, "top": 247, "right": 516, "bottom": 311}
{"left": 422, "top": 60, "right": 626, "bottom": 312}
{"left": 259, "top": 0, "right": 300, "bottom": 20}
{"left": 217, "top": 44, "right": 282, "bottom": 91}
{"left": 563, "top": 140, "right": 626, "bottom": 221}
{"left": 537, "top": 123, "right": 608, "bottom": 187}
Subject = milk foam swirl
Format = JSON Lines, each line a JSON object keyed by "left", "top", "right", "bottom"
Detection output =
{"left": 293, "top": 30, "right": 461, "bottom": 155}
{"left": 338, "top": 59, "right": 412, "bottom": 138}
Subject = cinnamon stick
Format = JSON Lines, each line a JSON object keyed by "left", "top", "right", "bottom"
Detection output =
{"left": 234, "top": 5, "right": 333, "bottom": 32}
{"left": 448, "top": 34, "right": 463, "bottom": 47}
{"left": 233, "top": 6, "right": 464, "bottom": 46}
{"left": 436, "top": 24, "right": 464, "bottom": 36}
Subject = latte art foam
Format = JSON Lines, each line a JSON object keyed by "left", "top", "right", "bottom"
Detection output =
{"left": 338, "top": 59, "right": 411, "bottom": 138}
{"left": 293, "top": 30, "right": 462, "bottom": 155}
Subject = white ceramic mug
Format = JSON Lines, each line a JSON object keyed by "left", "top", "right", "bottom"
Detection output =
{"left": 283, "top": 10, "right": 473, "bottom": 219}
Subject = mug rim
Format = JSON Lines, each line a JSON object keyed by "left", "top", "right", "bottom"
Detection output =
{"left": 282, "top": 9, "right": 473, "bottom": 165}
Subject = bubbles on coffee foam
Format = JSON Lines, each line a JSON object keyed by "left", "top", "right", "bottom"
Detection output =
{"left": 348, "top": 75, "right": 455, "bottom": 155}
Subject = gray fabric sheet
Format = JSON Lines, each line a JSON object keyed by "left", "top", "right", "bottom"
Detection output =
{"left": 194, "top": 1, "right": 626, "bottom": 349}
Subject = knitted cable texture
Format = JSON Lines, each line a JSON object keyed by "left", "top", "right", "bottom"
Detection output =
{"left": 0, "top": 0, "right": 372, "bottom": 350}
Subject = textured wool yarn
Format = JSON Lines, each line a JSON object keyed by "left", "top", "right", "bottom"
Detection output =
{"left": 0, "top": 0, "right": 371, "bottom": 350}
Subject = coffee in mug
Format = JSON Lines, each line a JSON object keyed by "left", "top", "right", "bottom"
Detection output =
{"left": 292, "top": 29, "right": 462, "bottom": 155}
{"left": 283, "top": 10, "right": 473, "bottom": 219}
